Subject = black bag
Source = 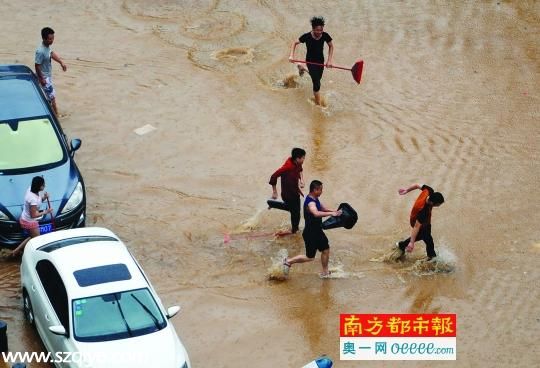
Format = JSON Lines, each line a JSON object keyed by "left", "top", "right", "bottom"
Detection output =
{"left": 322, "top": 202, "right": 358, "bottom": 230}
{"left": 267, "top": 199, "right": 289, "bottom": 212}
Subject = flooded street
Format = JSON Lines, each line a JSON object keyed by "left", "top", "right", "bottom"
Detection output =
{"left": 1, "top": 1, "right": 539, "bottom": 367}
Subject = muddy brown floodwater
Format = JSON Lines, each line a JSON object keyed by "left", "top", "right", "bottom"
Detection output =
{"left": 1, "top": 1, "right": 539, "bottom": 367}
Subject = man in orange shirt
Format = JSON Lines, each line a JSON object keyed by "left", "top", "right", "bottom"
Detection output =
{"left": 396, "top": 184, "right": 445, "bottom": 260}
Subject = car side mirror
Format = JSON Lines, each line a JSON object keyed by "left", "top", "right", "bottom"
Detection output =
{"left": 70, "top": 138, "right": 82, "bottom": 157}
{"left": 49, "top": 325, "right": 67, "bottom": 336}
{"left": 166, "top": 306, "right": 181, "bottom": 319}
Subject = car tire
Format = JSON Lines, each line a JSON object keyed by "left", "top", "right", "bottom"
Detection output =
{"left": 23, "top": 290, "right": 35, "bottom": 326}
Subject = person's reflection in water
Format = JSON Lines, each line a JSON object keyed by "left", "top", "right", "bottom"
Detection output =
{"left": 291, "top": 279, "right": 335, "bottom": 353}
{"left": 406, "top": 284, "right": 439, "bottom": 313}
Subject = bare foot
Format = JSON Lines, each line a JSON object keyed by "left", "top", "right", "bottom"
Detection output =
{"left": 283, "top": 258, "right": 291, "bottom": 267}
{"left": 319, "top": 271, "right": 332, "bottom": 278}
{"left": 282, "top": 258, "right": 291, "bottom": 275}
{"left": 8, "top": 250, "right": 21, "bottom": 259}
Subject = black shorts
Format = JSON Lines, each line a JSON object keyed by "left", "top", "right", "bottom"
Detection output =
{"left": 302, "top": 229, "right": 329, "bottom": 258}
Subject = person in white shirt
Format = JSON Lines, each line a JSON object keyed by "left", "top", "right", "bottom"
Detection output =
{"left": 11, "top": 176, "right": 53, "bottom": 257}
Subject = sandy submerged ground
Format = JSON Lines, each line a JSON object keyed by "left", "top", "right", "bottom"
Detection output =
{"left": 1, "top": 1, "right": 539, "bottom": 367}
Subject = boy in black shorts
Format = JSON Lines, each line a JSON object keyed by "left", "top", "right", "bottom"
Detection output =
{"left": 283, "top": 180, "right": 341, "bottom": 277}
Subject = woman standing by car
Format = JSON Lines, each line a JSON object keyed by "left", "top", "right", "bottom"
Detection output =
{"left": 11, "top": 176, "right": 53, "bottom": 257}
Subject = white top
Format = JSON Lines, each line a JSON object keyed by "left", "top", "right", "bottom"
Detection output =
{"left": 21, "top": 188, "right": 42, "bottom": 222}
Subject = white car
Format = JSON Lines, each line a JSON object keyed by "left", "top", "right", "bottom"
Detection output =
{"left": 20, "top": 227, "right": 191, "bottom": 368}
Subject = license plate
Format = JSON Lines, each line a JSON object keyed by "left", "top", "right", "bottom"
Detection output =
{"left": 39, "top": 223, "right": 53, "bottom": 235}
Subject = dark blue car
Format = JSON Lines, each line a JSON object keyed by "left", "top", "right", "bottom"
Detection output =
{"left": 0, "top": 65, "right": 85, "bottom": 249}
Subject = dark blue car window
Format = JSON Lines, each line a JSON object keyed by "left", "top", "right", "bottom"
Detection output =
{"left": 0, "top": 76, "right": 49, "bottom": 120}
{"left": 36, "top": 260, "right": 70, "bottom": 334}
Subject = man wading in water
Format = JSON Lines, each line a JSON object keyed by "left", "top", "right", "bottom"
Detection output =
{"left": 283, "top": 180, "right": 341, "bottom": 278}
{"left": 396, "top": 184, "right": 445, "bottom": 261}
{"left": 289, "top": 16, "right": 334, "bottom": 106}
{"left": 269, "top": 148, "right": 306, "bottom": 234}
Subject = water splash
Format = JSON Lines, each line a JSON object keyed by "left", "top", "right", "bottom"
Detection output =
{"left": 371, "top": 244, "right": 456, "bottom": 275}
{"left": 268, "top": 248, "right": 289, "bottom": 281}
{"left": 238, "top": 206, "right": 267, "bottom": 231}
{"left": 281, "top": 73, "right": 301, "bottom": 88}
{"left": 212, "top": 47, "right": 254, "bottom": 64}
{"left": 268, "top": 256, "right": 365, "bottom": 280}
{"left": 319, "top": 262, "right": 365, "bottom": 279}
{"left": 272, "top": 72, "right": 302, "bottom": 89}
{"left": 405, "top": 248, "right": 456, "bottom": 276}
{"left": 370, "top": 246, "right": 405, "bottom": 263}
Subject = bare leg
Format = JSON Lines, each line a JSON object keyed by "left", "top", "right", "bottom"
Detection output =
{"left": 11, "top": 228, "right": 40, "bottom": 257}
{"left": 320, "top": 249, "right": 330, "bottom": 275}
{"left": 314, "top": 91, "right": 321, "bottom": 106}
{"left": 11, "top": 237, "right": 30, "bottom": 257}
{"left": 50, "top": 98, "right": 59, "bottom": 117}
{"left": 286, "top": 254, "right": 314, "bottom": 266}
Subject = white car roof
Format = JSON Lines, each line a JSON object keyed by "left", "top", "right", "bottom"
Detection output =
{"left": 26, "top": 227, "right": 150, "bottom": 299}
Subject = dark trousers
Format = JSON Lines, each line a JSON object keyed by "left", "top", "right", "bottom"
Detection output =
{"left": 398, "top": 225, "right": 436, "bottom": 258}
{"left": 307, "top": 64, "right": 324, "bottom": 92}
{"left": 283, "top": 196, "right": 300, "bottom": 233}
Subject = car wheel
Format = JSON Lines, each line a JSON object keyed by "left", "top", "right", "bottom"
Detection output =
{"left": 23, "top": 290, "right": 35, "bottom": 326}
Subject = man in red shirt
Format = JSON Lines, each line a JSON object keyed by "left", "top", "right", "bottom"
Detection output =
{"left": 269, "top": 148, "right": 306, "bottom": 233}
{"left": 396, "top": 184, "right": 445, "bottom": 260}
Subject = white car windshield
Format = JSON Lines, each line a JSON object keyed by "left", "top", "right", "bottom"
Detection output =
{"left": 72, "top": 288, "right": 166, "bottom": 342}
{"left": 0, "top": 117, "right": 64, "bottom": 170}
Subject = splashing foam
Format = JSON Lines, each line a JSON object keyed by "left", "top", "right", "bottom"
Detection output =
{"left": 212, "top": 47, "right": 254, "bottom": 64}
{"left": 371, "top": 245, "right": 456, "bottom": 275}
{"left": 237, "top": 207, "right": 267, "bottom": 231}
{"left": 268, "top": 248, "right": 289, "bottom": 281}
{"left": 370, "top": 246, "right": 405, "bottom": 263}
{"left": 407, "top": 248, "right": 456, "bottom": 276}
{"left": 281, "top": 73, "right": 300, "bottom": 88}
{"left": 319, "top": 263, "right": 365, "bottom": 279}
{"left": 268, "top": 255, "right": 364, "bottom": 281}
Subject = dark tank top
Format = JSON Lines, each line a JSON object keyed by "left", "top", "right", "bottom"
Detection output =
{"left": 304, "top": 195, "right": 322, "bottom": 230}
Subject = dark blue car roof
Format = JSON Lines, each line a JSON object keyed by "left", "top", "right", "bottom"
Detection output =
{"left": 0, "top": 64, "right": 33, "bottom": 74}
{"left": 0, "top": 65, "right": 50, "bottom": 120}
{"left": 73, "top": 263, "right": 132, "bottom": 287}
